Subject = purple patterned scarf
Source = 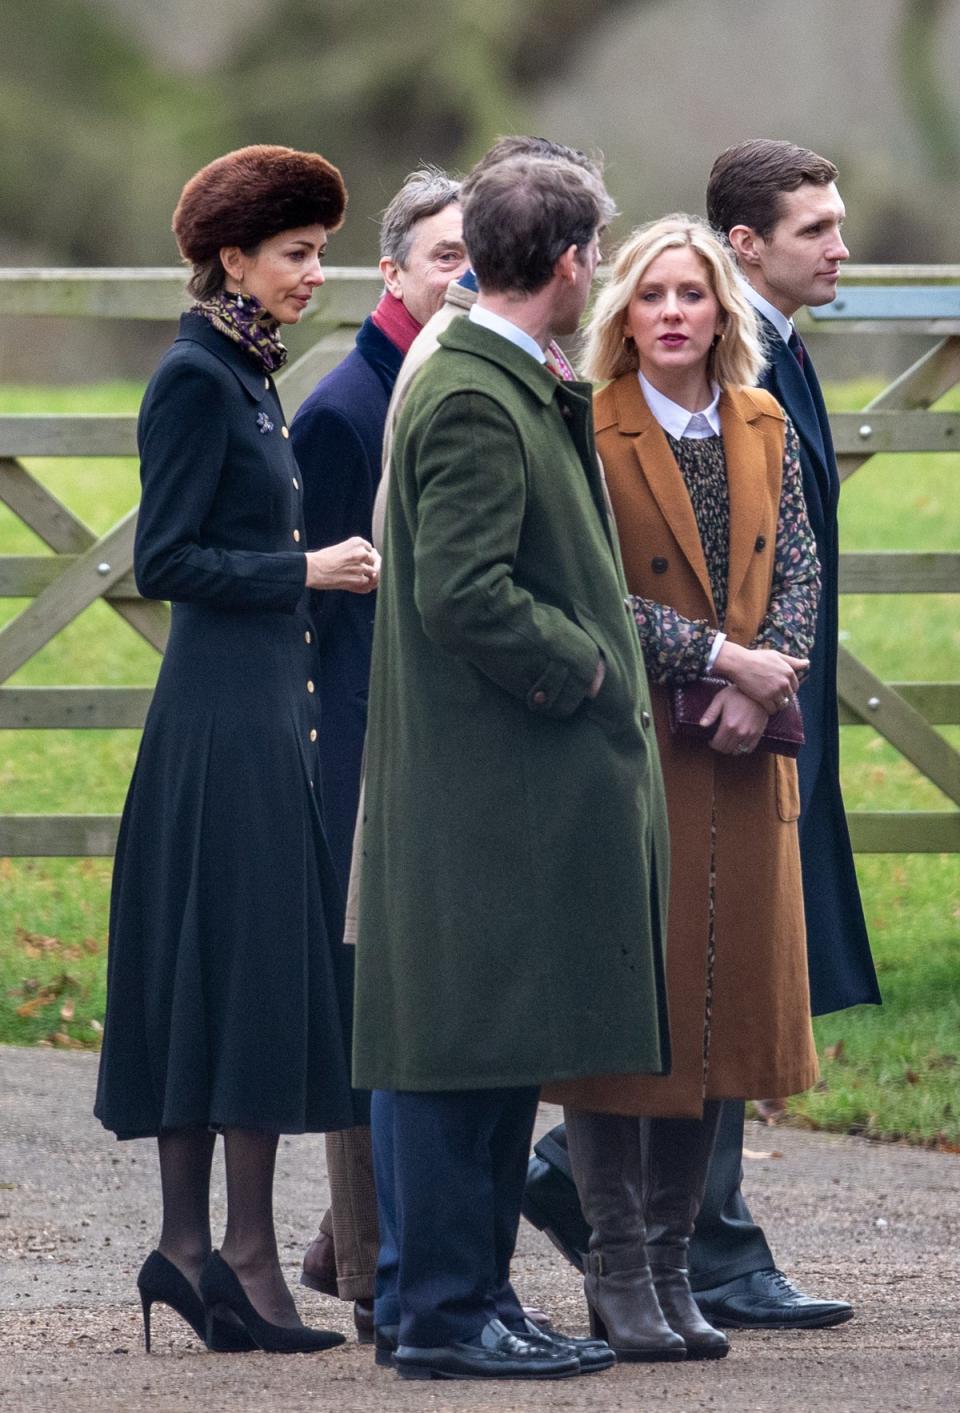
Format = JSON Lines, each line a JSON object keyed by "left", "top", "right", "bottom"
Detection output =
{"left": 191, "top": 290, "right": 288, "bottom": 373}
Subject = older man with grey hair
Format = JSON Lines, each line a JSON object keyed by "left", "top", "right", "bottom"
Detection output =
{"left": 290, "top": 166, "right": 468, "bottom": 1339}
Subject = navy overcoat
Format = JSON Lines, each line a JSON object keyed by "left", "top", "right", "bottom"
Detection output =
{"left": 290, "top": 317, "right": 402, "bottom": 890}
{"left": 94, "top": 312, "right": 356, "bottom": 1139}
{"left": 760, "top": 324, "right": 880, "bottom": 1014}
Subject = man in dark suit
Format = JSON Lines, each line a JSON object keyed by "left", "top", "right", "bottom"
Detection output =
{"left": 523, "top": 138, "right": 881, "bottom": 1332}
{"left": 684, "top": 138, "right": 881, "bottom": 1328}
{"left": 290, "top": 167, "right": 468, "bottom": 1336}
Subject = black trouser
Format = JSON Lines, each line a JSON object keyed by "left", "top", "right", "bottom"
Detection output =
{"left": 688, "top": 1099, "right": 773, "bottom": 1289}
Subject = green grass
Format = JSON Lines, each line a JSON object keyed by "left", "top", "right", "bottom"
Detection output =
{"left": 0, "top": 379, "right": 958, "bottom": 1146}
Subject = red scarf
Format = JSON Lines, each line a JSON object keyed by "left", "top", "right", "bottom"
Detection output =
{"left": 370, "top": 291, "right": 422, "bottom": 355}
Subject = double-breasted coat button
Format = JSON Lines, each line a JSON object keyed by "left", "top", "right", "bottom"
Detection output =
{"left": 304, "top": 630, "right": 312, "bottom": 645}
{"left": 307, "top": 679, "right": 315, "bottom": 693}
{"left": 292, "top": 476, "right": 300, "bottom": 490}
{"left": 309, "top": 728, "right": 318, "bottom": 742}
{"left": 755, "top": 535, "right": 766, "bottom": 551}
{"left": 532, "top": 690, "right": 547, "bottom": 706}
{"left": 641, "top": 709, "right": 651, "bottom": 728}
{"left": 281, "top": 426, "right": 289, "bottom": 439}
{"left": 293, "top": 529, "right": 301, "bottom": 542}
{"left": 652, "top": 556, "right": 669, "bottom": 574}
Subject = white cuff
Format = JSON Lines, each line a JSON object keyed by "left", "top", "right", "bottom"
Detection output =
{"left": 706, "top": 631, "right": 726, "bottom": 672}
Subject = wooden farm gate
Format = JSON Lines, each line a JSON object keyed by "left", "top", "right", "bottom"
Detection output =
{"left": 0, "top": 264, "right": 957, "bottom": 856}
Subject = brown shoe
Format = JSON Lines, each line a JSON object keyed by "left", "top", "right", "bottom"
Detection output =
{"left": 300, "top": 1227, "right": 338, "bottom": 1297}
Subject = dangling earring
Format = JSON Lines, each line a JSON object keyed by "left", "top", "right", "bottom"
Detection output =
{"left": 236, "top": 272, "right": 244, "bottom": 310}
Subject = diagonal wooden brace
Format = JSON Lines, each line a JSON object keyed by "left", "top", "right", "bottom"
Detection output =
{"left": 0, "top": 457, "right": 168, "bottom": 652}
{"left": 837, "top": 646, "right": 960, "bottom": 806}
{"left": 0, "top": 508, "right": 141, "bottom": 684}
{"left": 836, "top": 335, "right": 960, "bottom": 482}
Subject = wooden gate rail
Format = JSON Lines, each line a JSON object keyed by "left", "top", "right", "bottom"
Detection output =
{"left": 0, "top": 266, "right": 957, "bottom": 855}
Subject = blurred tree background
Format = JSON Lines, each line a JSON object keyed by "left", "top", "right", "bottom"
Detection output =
{"left": 3, "top": 0, "right": 958, "bottom": 269}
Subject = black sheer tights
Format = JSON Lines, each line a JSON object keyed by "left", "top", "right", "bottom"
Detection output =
{"left": 157, "top": 1126, "right": 302, "bottom": 1328}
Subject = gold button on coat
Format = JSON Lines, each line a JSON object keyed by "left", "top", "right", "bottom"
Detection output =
{"left": 307, "top": 680, "right": 315, "bottom": 693}
{"left": 305, "top": 630, "right": 312, "bottom": 645}
{"left": 292, "top": 477, "right": 299, "bottom": 490}
{"left": 281, "top": 427, "right": 289, "bottom": 439}
{"left": 264, "top": 377, "right": 269, "bottom": 390}
{"left": 309, "top": 728, "right": 318, "bottom": 742}
{"left": 293, "top": 529, "right": 301, "bottom": 542}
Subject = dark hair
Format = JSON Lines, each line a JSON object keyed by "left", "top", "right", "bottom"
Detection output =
{"left": 464, "top": 134, "right": 604, "bottom": 186}
{"left": 379, "top": 166, "right": 461, "bottom": 265}
{"left": 706, "top": 139, "right": 838, "bottom": 240}
{"left": 462, "top": 156, "right": 607, "bottom": 296}
{"left": 173, "top": 144, "right": 346, "bottom": 298}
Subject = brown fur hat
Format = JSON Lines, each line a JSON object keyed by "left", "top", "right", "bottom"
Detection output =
{"left": 172, "top": 145, "right": 347, "bottom": 264}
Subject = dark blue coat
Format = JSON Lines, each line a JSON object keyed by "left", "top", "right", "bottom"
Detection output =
{"left": 760, "top": 323, "right": 880, "bottom": 1014}
{"left": 290, "top": 318, "right": 403, "bottom": 891}
{"left": 95, "top": 313, "right": 357, "bottom": 1139}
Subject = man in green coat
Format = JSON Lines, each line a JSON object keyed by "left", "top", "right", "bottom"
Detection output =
{"left": 353, "top": 153, "right": 671, "bottom": 1382}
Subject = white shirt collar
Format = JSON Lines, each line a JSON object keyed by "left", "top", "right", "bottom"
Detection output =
{"left": 738, "top": 277, "right": 795, "bottom": 346}
{"left": 468, "top": 303, "right": 546, "bottom": 365}
{"left": 638, "top": 370, "right": 721, "bottom": 440}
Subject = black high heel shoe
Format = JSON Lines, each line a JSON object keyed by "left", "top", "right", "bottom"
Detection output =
{"left": 137, "top": 1250, "right": 254, "bottom": 1353}
{"left": 199, "top": 1251, "right": 346, "bottom": 1354}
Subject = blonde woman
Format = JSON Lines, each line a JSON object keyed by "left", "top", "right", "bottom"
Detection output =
{"left": 555, "top": 216, "right": 821, "bottom": 1361}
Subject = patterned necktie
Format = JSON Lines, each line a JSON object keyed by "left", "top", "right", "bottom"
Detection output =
{"left": 788, "top": 329, "right": 806, "bottom": 368}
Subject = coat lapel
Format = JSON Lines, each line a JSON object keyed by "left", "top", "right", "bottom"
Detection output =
{"left": 759, "top": 322, "right": 831, "bottom": 533}
{"left": 613, "top": 374, "right": 715, "bottom": 613}
{"left": 721, "top": 390, "right": 769, "bottom": 612}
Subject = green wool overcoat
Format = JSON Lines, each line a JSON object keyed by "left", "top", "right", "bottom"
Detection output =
{"left": 352, "top": 317, "right": 671, "bottom": 1092}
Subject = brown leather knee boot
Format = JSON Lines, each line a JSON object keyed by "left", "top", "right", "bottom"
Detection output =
{"left": 643, "top": 1103, "right": 729, "bottom": 1360}
{"left": 565, "top": 1108, "right": 685, "bottom": 1361}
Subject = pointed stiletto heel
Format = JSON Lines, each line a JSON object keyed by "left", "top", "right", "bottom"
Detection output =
{"left": 199, "top": 1251, "right": 346, "bottom": 1354}
{"left": 136, "top": 1250, "right": 255, "bottom": 1354}
{"left": 140, "top": 1287, "right": 153, "bottom": 1354}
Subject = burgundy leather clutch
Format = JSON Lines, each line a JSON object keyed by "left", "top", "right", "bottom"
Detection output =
{"left": 668, "top": 676, "right": 804, "bottom": 758}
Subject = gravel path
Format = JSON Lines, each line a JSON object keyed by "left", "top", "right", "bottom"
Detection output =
{"left": 1, "top": 1045, "right": 958, "bottom": 1412}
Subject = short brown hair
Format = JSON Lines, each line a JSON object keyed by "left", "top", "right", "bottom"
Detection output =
{"left": 706, "top": 139, "right": 838, "bottom": 240}
{"left": 462, "top": 156, "right": 608, "bottom": 296}
{"left": 173, "top": 144, "right": 346, "bottom": 298}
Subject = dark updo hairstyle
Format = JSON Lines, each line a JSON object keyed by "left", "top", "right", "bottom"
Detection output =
{"left": 172, "top": 144, "right": 347, "bottom": 299}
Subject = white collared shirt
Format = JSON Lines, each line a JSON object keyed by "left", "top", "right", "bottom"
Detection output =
{"left": 738, "top": 278, "right": 794, "bottom": 346}
{"left": 468, "top": 303, "right": 546, "bottom": 365}
{"left": 638, "top": 371, "right": 721, "bottom": 440}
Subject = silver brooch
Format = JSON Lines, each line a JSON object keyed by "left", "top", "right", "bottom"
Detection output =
{"left": 256, "top": 412, "right": 274, "bottom": 435}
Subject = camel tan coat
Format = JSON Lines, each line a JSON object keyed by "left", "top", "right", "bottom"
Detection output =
{"left": 546, "top": 375, "right": 818, "bottom": 1119}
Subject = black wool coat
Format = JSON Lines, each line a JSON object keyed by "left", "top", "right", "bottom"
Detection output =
{"left": 760, "top": 322, "right": 881, "bottom": 1015}
{"left": 94, "top": 313, "right": 357, "bottom": 1139}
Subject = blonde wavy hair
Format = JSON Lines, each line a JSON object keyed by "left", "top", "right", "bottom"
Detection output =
{"left": 581, "top": 213, "right": 765, "bottom": 389}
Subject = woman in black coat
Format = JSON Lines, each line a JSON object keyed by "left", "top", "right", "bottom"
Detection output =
{"left": 94, "top": 145, "right": 380, "bottom": 1354}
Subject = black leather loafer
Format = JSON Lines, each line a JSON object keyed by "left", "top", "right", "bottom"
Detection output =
{"left": 393, "top": 1318, "right": 581, "bottom": 1380}
{"left": 694, "top": 1268, "right": 854, "bottom": 1330}
{"left": 518, "top": 1317, "right": 615, "bottom": 1373}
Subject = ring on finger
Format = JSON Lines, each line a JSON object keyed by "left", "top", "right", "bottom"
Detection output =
{"left": 736, "top": 743, "right": 751, "bottom": 754}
